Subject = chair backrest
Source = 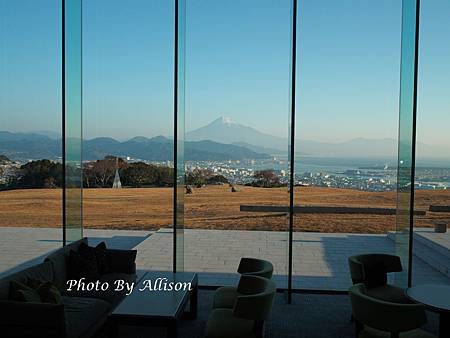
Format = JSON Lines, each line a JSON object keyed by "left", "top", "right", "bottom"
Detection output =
{"left": 349, "top": 284, "right": 427, "bottom": 334}
{"left": 348, "top": 254, "right": 402, "bottom": 288}
{"left": 233, "top": 275, "right": 276, "bottom": 321}
{"left": 237, "top": 258, "right": 274, "bottom": 279}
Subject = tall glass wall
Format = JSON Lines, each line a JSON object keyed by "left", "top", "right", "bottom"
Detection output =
{"left": 81, "top": 0, "right": 175, "bottom": 268}
{"left": 183, "top": 0, "right": 292, "bottom": 287}
{"left": 65, "top": 0, "right": 83, "bottom": 243}
{"left": 412, "top": 0, "right": 450, "bottom": 286}
{"left": 395, "top": 0, "right": 420, "bottom": 287}
{"left": 1, "top": 0, "right": 438, "bottom": 293}
{"left": 293, "top": 0, "right": 404, "bottom": 290}
{"left": 0, "top": 0, "right": 63, "bottom": 273}
{"left": 175, "top": 0, "right": 186, "bottom": 272}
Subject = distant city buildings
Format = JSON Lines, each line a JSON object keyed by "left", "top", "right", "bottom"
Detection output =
{"left": 0, "top": 156, "right": 448, "bottom": 192}
{"left": 0, "top": 159, "right": 20, "bottom": 185}
{"left": 184, "top": 159, "right": 449, "bottom": 192}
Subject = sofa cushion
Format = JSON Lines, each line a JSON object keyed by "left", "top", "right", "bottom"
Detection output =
{"left": 94, "top": 242, "right": 109, "bottom": 274}
{"left": 37, "top": 281, "right": 62, "bottom": 304}
{"left": 107, "top": 249, "right": 137, "bottom": 274}
{"left": 45, "top": 238, "right": 87, "bottom": 290}
{"left": 67, "top": 249, "right": 99, "bottom": 281}
{"left": 0, "top": 261, "right": 53, "bottom": 301}
{"left": 9, "top": 281, "right": 41, "bottom": 303}
{"left": 25, "top": 278, "right": 62, "bottom": 304}
{"left": 62, "top": 296, "right": 110, "bottom": 338}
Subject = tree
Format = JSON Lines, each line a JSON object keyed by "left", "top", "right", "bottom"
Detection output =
{"left": 82, "top": 157, "right": 174, "bottom": 188}
{"left": 10, "top": 159, "right": 62, "bottom": 188}
{"left": 83, "top": 156, "right": 126, "bottom": 188}
{"left": 157, "top": 166, "right": 174, "bottom": 186}
{"left": 121, "top": 162, "right": 157, "bottom": 187}
{"left": 186, "top": 168, "right": 228, "bottom": 187}
{"left": 253, "top": 169, "right": 280, "bottom": 188}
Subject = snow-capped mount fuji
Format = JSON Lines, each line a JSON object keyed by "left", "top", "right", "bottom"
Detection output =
{"left": 186, "top": 117, "right": 450, "bottom": 159}
{"left": 187, "top": 117, "right": 287, "bottom": 151}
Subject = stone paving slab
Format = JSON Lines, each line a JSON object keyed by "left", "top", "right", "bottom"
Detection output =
{"left": 0, "top": 227, "right": 448, "bottom": 290}
{"left": 134, "top": 228, "right": 450, "bottom": 290}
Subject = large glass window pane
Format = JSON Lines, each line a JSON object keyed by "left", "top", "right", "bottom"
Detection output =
{"left": 65, "top": 0, "right": 83, "bottom": 243}
{"left": 294, "top": 0, "right": 403, "bottom": 291}
{"left": 184, "top": 0, "right": 291, "bottom": 288}
{"left": 412, "top": 0, "right": 450, "bottom": 286}
{"left": 82, "top": 0, "right": 175, "bottom": 267}
{"left": 0, "top": 0, "right": 63, "bottom": 273}
{"left": 395, "top": 0, "right": 420, "bottom": 287}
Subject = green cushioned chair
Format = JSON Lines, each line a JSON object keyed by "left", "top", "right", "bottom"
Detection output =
{"left": 348, "top": 254, "right": 411, "bottom": 304}
{"left": 349, "top": 284, "right": 436, "bottom": 338}
{"left": 213, "top": 258, "right": 273, "bottom": 309}
{"left": 205, "top": 275, "right": 276, "bottom": 338}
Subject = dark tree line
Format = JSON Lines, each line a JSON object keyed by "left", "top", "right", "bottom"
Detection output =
{"left": 8, "top": 160, "right": 63, "bottom": 189}
{"left": 83, "top": 156, "right": 174, "bottom": 188}
{"left": 186, "top": 168, "right": 228, "bottom": 188}
{"left": 4, "top": 156, "right": 174, "bottom": 189}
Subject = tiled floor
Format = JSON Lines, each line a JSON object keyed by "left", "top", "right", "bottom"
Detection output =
{"left": 0, "top": 227, "right": 448, "bottom": 290}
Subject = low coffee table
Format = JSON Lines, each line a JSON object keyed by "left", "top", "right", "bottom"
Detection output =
{"left": 110, "top": 271, "right": 198, "bottom": 338}
{"left": 406, "top": 284, "right": 450, "bottom": 338}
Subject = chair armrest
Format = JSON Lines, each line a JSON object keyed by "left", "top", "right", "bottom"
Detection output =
{"left": 0, "top": 300, "right": 65, "bottom": 338}
{"left": 348, "top": 256, "right": 364, "bottom": 283}
{"left": 107, "top": 249, "right": 137, "bottom": 274}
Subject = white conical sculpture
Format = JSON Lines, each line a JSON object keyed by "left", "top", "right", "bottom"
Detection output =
{"left": 112, "top": 157, "right": 122, "bottom": 189}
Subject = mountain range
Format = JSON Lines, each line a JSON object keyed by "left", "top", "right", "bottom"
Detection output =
{"left": 1, "top": 117, "right": 448, "bottom": 162}
{"left": 0, "top": 131, "right": 269, "bottom": 162}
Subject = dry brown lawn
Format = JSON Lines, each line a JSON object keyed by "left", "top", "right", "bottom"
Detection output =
{"left": 0, "top": 185, "right": 449, "bottom": 233}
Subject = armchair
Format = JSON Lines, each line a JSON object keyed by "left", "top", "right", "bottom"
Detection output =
{"left": 348, "top": 254, "right": 410, "bottom": 304}
{"left": 205, "top": 275, "right": 276, "bottom": 338}
{"left": 349, "top": 283, "right": 435, "bottom": 338}
{"left": 213, "top": 257, "right": 273, "bottom": 309}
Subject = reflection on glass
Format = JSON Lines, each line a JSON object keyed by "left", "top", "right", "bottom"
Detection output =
{"left": 395, "top": 0, "right": 419, "bottom": 287}
{"left": 65, "top": 0, "right": 83, "bottom": 243}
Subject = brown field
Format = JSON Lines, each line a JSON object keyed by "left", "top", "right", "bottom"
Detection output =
{"left": 0, "top": 186, "right": 449, "bottom": 233}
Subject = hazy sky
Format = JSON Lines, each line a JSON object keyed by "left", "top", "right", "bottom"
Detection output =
{"left": 0, "top": 0, "right": 449, "bottom": 146}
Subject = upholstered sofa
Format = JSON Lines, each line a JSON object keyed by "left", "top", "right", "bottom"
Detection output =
{"left": 0, "top": 238, "right": 137, "bottom": 338}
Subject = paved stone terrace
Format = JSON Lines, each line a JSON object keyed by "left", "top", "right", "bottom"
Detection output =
{"left": 0, "top": 227, "right": 448, "bottom": 290}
